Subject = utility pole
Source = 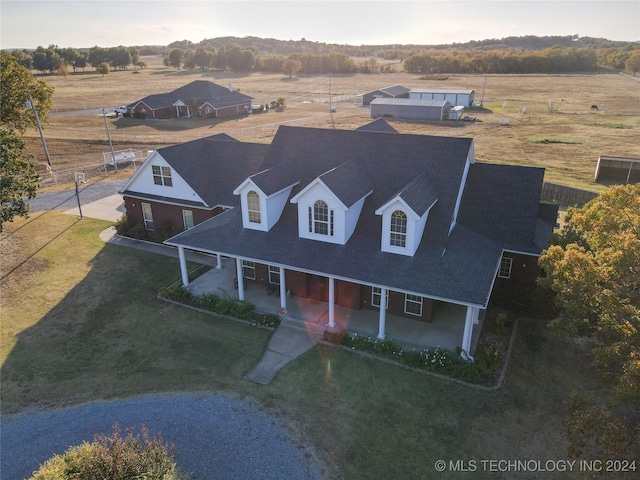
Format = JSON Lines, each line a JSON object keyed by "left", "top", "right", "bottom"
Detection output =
{"left": 102, "top": 108, "right": 118, "bottom": 173}
{"left": 75, "top": 175, "right": 83, "bottom": 219}
{"left": 26, "top": 91, "right": 52, "bottom": 167}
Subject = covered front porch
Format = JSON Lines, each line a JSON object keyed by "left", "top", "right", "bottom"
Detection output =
{"left": 179, "top": 252, "right": 483, "bottom": 355}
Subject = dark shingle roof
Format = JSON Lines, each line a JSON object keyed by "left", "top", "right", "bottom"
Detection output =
{"left": 457, "top": 162, "right": 545, "bottom": 254}
{"left": 355, "top": 118, "right": 398, "bottom": 133}
{"left": 128, "top": 80, "right": 253, "bottom": 111}
{"left": 148, "top": 135, "right": 267, "bottom": 208}
{"left": 319, "top": 158, "right": 373, "bottom": 208}
{"left": 392, "top": 173, "right": 438, "bottom": 216}
{"left": 167, "top": 126, "right": 501, "bottom": 305}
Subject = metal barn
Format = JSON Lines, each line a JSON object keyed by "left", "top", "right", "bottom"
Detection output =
{"left": 370, "top": 98, "right": 451, "bottom": 120}
{"left": 409, "top": 88, "right": 475, "bottom": 107}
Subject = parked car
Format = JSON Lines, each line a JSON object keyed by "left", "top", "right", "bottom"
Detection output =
{"left": 114, "top": 106, "right": 127, "bottom": 116}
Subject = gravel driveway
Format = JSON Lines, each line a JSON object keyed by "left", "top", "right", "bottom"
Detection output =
{"left": 1, "top": 393, "right": 327, "bottom": 479}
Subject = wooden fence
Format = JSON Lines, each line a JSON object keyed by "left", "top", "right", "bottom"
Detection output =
{"left": 541, "top": 182, "right": 599, "bottom": 206}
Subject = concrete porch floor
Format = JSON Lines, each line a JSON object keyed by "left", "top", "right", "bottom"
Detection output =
{"left": 187, "top": 258, "right": 481, "bottom": 353}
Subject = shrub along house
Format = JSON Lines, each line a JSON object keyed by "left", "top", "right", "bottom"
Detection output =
{"left": 119, "top": 134, "right": 268, "bottom": 234}
{"left": 163, "top": 123, "right": 557, "bottom": 356}
{"left": 126, "top": 80, "right": 254, "bottom": 119}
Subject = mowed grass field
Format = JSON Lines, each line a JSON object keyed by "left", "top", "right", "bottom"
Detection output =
{"left": 27, "top": 55, "right": 640, "bottom": 192}
{"left": 1, "top": 212, "right": 607, "bottom": 479}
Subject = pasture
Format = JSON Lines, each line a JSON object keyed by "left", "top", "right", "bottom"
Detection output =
{"left": 27, "top": 55, "right": 640, "bottom": 192}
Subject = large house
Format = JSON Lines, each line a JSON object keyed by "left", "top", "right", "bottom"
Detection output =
{"left": 153, "top": 123, "right": 557, "bottom": 356}
{"left": 126, "top": 80, "right": 254, "bottom": 119}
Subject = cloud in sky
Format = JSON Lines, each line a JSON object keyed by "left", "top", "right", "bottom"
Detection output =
{"left": 1, "top": 1, "right": 638, "bottom": 49}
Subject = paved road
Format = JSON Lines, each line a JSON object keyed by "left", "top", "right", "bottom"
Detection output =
{"left": 1, "top": 393, "right": 326, "bottom": 480}
{"left": 27, "top": 178, "right": 128, "bottom": 221}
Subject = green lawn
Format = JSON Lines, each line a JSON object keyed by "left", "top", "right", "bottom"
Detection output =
{"left": 1, "top": 213, "right": 604, "bottom": 479}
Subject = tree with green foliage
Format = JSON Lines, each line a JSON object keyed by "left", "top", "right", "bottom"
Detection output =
{"left": 0, "top": 51, "right": 53, "bottom": 133}
{"left": 164, "top": 48, "right": 184, "bottom": 69}
{"left": 0, "top": 51, "right": 52, "bottom": 231}
{"left": 538, "top": 184, "right": 640, "bottom": 466}
{"left": 0, "top": 128, "right": 38, "bottom": 232}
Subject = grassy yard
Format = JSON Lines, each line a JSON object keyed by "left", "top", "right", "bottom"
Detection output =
{"left": 1, "top": 213, "right": 607, "bottom": 479}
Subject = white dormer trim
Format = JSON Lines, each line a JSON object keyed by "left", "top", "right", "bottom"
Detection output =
{"left": 291, "top": 181, "right": 347, "bottom": 244}
{"left": 449, "top": 142, "right": 475, "bottom": 234}
{"left": 290, "top": 178, "right": 347, "bottom": 209}
{"left": 375, "top": 197, "right": 436, "bottom": 256}
{"left": 234, "top": 176, "right": 298, "bottom": 231}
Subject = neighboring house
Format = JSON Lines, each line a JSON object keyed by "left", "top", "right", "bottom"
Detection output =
{"left": 371, "top": 98, "right": 451, "bottom": 121}
{"left": 357, "top": 84, "right": 411, "bottom": 106}
{"left": 409, "top": 88, "right": 475, "bottom": 107}
{"left": 164, "top": 123, "right": 557, "bottom": 355}
{"left": 119, "top": 134, "right": 268, "bottom": 232}
{"left": 127, "top": 80, "right": 254, "bottom": 119}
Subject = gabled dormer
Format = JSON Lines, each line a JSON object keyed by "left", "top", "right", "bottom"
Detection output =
{"left": 234, "top": 166, "right": 299, "bottom": 231}
{"left": 290, "top": 159, "right": 373, "bottom": 245}
{"left": 375, "top": 174, "right": 438, "bottom": 256}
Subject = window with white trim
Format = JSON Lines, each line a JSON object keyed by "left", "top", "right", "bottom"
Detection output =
{"left": 242, "top": 260, "right": 255, "bottom": 280}
{"left": 499, "top": 257, "right": 513, "bottom": 279}
{"left": 247, "top": 191, "right": 261, "bottom": 223}
{"left": 390, "top": 210, "right": 407, "bottom": 247}
{"left": 404, "top": 294, "right": 423, "bottom": 316}
{"left": 371, "top": 287, "right": 389, "bottom": 309}
{"left": 182, "top": 210, "right": 194, "bottom": 230}
{"left": 142, "top": 202, "right": 154, "bottom": 230}
{"left": 152, "top": 165, "right": 172, "bottom": 186}
{"left": 268, "top": 265, "right": 280, "bottom": 285}
{"left": 308, "top": 200, "right": 334, "bottom": 236}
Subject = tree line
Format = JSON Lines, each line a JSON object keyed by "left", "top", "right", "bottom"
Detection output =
{"left": 5, "top": 35, "right": 640, "bottom": 77}
{"left": 7, "top": 45, "right": 146, "bottom": 76}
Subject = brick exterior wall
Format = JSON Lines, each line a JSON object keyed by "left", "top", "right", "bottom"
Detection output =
{"left": 123, "top": 196, "right": 221, "bottom": 232}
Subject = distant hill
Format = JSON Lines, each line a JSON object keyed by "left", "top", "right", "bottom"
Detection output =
{"left": 164, "top": 34, "right": 638, "bottom": 57}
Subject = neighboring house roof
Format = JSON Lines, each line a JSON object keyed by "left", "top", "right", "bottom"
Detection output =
{"left": 121, "top": 134, "right": 268, "bottom": 209}
{"left": 127, "top": 80, "right": 253, "bottom": 111}
{"left": 355, "top": 118, "right": 398, "bottom": 133}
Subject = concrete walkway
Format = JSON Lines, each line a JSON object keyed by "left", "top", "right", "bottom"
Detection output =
{"left": 244, "top": 319, "right": 321, "bottom": 384}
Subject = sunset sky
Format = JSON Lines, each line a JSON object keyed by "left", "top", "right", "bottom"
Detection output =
{"left": 1, "top": 0, "right": 638, "bottom": 50}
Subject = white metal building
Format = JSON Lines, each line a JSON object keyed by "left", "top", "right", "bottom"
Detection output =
{"left": 370, "top": 98, "right": 451, "bottom": 121}
{"left": 409, "top": 88, "right": 475, "bottom": 107}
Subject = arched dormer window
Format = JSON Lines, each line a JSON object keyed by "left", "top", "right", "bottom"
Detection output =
{"left": 247, "top": 191, "right": 261, "bottom": 223}
{"left": 390, "top": 210, "right": 407, "bottom": 247}
{"left": 308, "top": 200, "right": 334, "bottom": 236}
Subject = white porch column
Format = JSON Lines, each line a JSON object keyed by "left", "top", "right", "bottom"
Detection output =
{"left": 216, "top": 254, "right": 222, "bottom": 269}
{"left": 235, "top": 258, "right": 245, "bottom": 301}
{"left": 178, "top": 246, "right": 189, "bottom": 287}
{"left": 279, "top": 267, "right": 287, "bottom": 312}
{"left": 461, "top": 306, "right": 479, "bottom": 357}
{"left": 328, "top": 277, "right": 335, "bottom": 329}
{"left": 377, "top": 288, "right": 387, "bottom": 340}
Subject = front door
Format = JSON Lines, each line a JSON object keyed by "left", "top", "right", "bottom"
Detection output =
{"left": 307, "top": 275, "right": 328, "bottom": 302}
